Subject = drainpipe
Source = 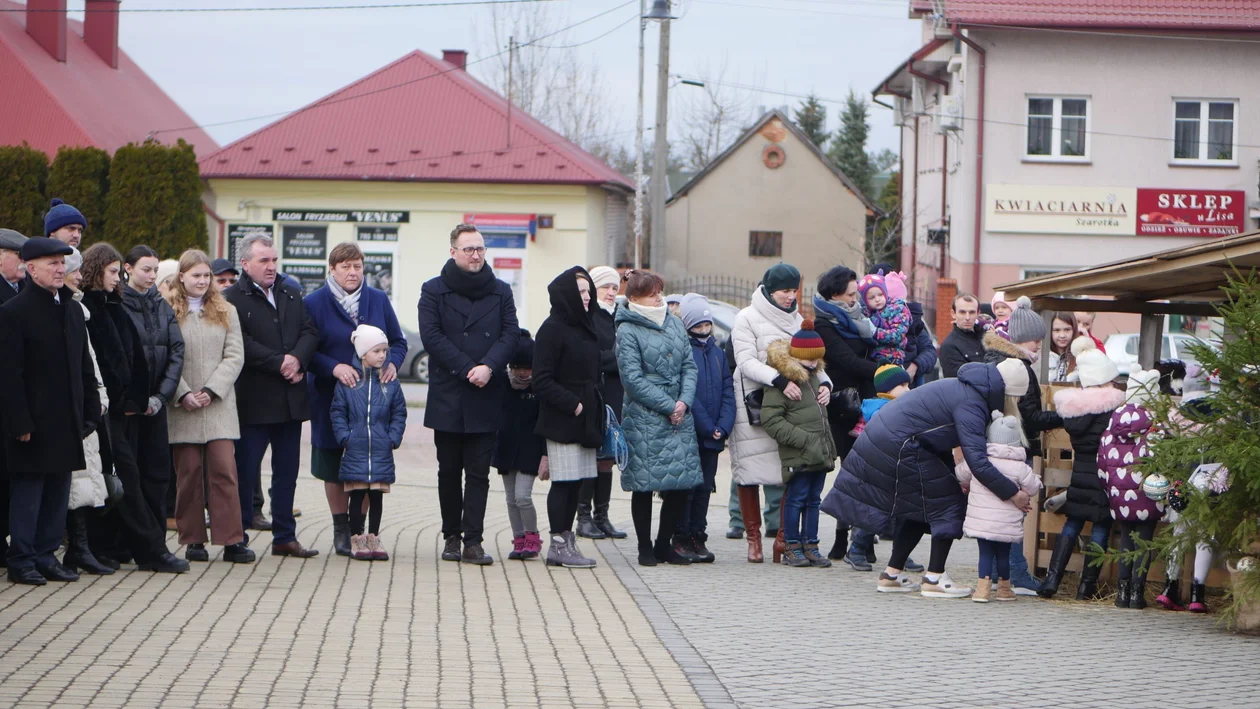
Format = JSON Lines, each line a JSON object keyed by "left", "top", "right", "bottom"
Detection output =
{"left": 952, "top": 23, "right": 985, "bottom": 294}
{"left": 203, "top": 202, "right": 226, "bottom": 259}
{"left": 910, "top": 116, "right": 919, "bottom": 286}
{"left": 941, "top": 134, "right": 948, "bottom": 279}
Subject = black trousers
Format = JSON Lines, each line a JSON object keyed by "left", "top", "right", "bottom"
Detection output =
{"left": 7, "top": 469, "right": 72, "bottom": 569}
{"left": 435, "top": 431, "right": 496, "bottom": 545}
{"left": 887, "top": 519, "right": 953, "bottom": 574}
{"left": 0, "top": 454, "right": 9, "bottom": 558}
{"left": 132, "top": 408, "right": 171, "bottom": 522}
{"left": 97, "top": 414, "right": 169, "bottom": 563}
{"left": 631, "top": 490, "right": 688, "bottom": 549}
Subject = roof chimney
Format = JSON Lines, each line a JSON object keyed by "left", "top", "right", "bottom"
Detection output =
{"left": 26, "top": 0, "right": 67, "bottom": 63}
{"left": 442, "top": 49, "right": 467, "bottom": 71}
{"left": 84, "top": 0, "right": 121, "bottom": 69}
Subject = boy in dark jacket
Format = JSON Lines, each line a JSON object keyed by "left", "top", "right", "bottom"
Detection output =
{"left": 761, "top": 321, "right": 837, "bottom": 568}
{"left": 495, "top": 330, "right": 548, "bottom": 560}
{"left": 678, "top": 295, "right": 735, "bottom": 563}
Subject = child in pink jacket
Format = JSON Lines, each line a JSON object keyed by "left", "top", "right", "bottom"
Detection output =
{"left": 956, "top": 412, "right": 1042, "bottom": 603}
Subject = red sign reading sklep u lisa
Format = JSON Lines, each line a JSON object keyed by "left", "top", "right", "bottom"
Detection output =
{"left": 1136, "top": 188, "right": 1245, "bottom": 237}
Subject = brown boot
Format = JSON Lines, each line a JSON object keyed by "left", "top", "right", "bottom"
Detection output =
{"left": 973, "top": 577, "right": 992, "bottom": 603}
{"left": 737, "top": 486, "right": 763, "bottom": 563}
{"left": 772, "top": 496, "right": 787, "bottom": 564}
{"left": 996, "top": 578, "right": 1016, "bottom": 601}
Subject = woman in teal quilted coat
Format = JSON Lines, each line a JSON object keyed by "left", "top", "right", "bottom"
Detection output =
{"left": 615, "top": 270, "right": 702, "bottom": 567}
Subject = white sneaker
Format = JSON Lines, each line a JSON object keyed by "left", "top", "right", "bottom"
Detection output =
{"left": 1013, "top": 586, "right": 1040, "bottom": 597}
{"left": 876, "top": 572, "right": 921, "bottom": 593}
{"left": 920, "top": 571, "right": 972, "bottom": 598}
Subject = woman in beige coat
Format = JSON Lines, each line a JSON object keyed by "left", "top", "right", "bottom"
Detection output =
{"left": 165, "top": 250, "right": 253, "bottom": 563}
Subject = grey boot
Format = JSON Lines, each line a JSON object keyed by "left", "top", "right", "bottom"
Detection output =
{"left": 546, "top": 533, "right": 596, "bottom": 568}
{"left": 576, "top": 501, "right": 605, "bottom": 539}
{"left": 562, "top": 531, "right": 597, "bottom": 568}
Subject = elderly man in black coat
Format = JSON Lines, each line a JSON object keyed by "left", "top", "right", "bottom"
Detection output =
{"left": 419, "top": 224, "right": 519, "bottom": 565}
{"left": 0, "top": 237, "right": 101, "bottom": 585}
{"left": 0, "top": 228, "right": 28, "bottom": 566}
{"left": 225, "top": 234, "right": 320, "bottom": 558}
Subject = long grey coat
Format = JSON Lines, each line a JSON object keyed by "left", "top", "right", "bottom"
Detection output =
{"left": 166, "top": 305, "right": 245, "bottom": 444}
{"left": 615, "top": 306, "right": 701, "bottom": 493}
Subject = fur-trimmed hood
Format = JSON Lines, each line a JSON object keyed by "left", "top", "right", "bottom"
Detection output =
{"left": 767, "top": 339, "right": 813, "bottom": 384}
{"left": 1053, "top": 385, "right": 1127, "bottom": 418}
{"left": 983, "top": 331, "right": 1034, "bottom": 362}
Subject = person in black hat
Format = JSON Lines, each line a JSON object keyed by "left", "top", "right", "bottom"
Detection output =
{"left": 0, "top": 228, "right": 27, "bottom": 564}
{"left": 0, "top": 238, "right": 101, "bottom": 584}
{"left": 45, "top": 199, "right": 87, "bottom": 249}
{"left": 211, "top": 258, "right": 239, "bottom": 291}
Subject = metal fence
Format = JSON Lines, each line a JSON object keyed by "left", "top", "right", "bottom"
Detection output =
{"left": 665, "top": 274, "right": 815, "bottom": 309}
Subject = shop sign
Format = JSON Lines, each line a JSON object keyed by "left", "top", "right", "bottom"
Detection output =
{"left": 226, "top": 224, "right": 273, "bottom": 265}
{"left": 363, "top": 253, "right": 394, "bottom": 298}
{"left": 463, "top": 213, "right": 536, "bottom": 235}
{"left": 986, "top": 185, "right": 1135, "bottom": 236}
{"left": 285, "top": 263, "right": 327, "bottom": 296}
{"left": 273, "top": 209, "right": 409, "bottom": 223}
{"left": 357, "top": 226, "right": 399, "bottom": 242}
{"left": 1135, "top": 189, "right": 1245, "bottom": 236}
{"left": 282, "top": 225, "right": 327, "bottom": 260}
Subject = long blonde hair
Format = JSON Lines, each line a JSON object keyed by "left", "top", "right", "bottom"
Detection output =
{"left": 1003, "top": 395, "right": 1030, "bottom": 447}
{"left": 166, "top": 249, "right": 232, "bottom": 329}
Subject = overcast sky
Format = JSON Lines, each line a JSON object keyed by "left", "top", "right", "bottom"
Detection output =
{"left": 85, "top": 0, "right": 922, "bottom": 159}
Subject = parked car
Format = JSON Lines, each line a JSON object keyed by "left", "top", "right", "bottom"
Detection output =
{"left": 401, "top": 326, "right": 428, "bottom": 383}
{"left": 1104, "top": 332, "right": 1217, "bottom": 374}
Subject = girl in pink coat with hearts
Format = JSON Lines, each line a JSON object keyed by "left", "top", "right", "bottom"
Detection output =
{"left": 1097, "top": 368, "right": 1165, "bottom": 609}
{"left": 955, "top": 412, "right": 1042, "bottom": 603}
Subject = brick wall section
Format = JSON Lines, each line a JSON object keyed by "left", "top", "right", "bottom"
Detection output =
{"left": 935, "top": 278, "right": 957, "bottom": 342}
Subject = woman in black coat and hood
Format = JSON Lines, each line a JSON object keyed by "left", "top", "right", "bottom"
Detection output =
{"left": 532, "top": 266, "right": 604, "bottom": 569}
{"left": 576, "top": 265, "right": 628, "bottom": 540}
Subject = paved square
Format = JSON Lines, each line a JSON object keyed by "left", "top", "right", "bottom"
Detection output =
{"left": 1, "top": 422, "right": 1257, "bottom": 708}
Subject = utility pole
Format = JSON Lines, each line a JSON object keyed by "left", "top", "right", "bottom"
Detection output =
{"left": 506, "top": 36, "right": 514, "bottom": 148}
{"left": 633, "top": 0, "right": 646, "bottom": 270}
{"left": 649, "top": 10, "right": 670, "bottom": 272}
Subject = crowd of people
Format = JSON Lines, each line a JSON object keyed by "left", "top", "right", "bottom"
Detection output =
{"left": 0, "top": 201, "right": 1206, "bottom": 609}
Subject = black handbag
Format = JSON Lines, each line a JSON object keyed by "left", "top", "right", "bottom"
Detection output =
{"left": 834, "top": 387, "right": 862, "bottom": 417}
{"left": 744, "top": 389, "right": 765, "bottom": 426}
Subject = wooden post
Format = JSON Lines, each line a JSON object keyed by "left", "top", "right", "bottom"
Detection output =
{"left": 1138, "top": 314, "right": 1164, "bottom": 370}
{"left": 1038, "top": 309, "right": 1053, "bottom": 382}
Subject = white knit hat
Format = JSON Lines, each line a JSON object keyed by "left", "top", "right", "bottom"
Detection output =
{"left": 156, "top": 259, "right": 179, "bottom": 289}
{"left": 996, "top": 358, "right": 1029, "bottom": 397}
{"left": 1126, "top": 368, "right": 1160, "bottom": 407}
{"left": 1071, "top": 336, "right": 1119, "bottom": 388}
{"left": 351, "top": 324, "right": 389, "bottom": 359}
{"left": 588, "top": 265, "right": 621, "bottom": 291}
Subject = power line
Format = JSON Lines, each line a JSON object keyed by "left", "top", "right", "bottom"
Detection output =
{"left": 150, "top": 0, "right": 636, "bottom": 135}
{"left": 9, "top": 0, "right": 554, "bottom": 12}
{"left": 531, "top": 11, "right": 637, "bottom": 49}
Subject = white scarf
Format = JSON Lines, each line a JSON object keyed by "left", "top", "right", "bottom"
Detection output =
{"left": 325, "top": 274, "right": 361, "bottom": 322}
{"left": 188, "top": 295, "right": 204, "bottom": 313}
{"left": 629, "top": 302, "right": 667, "bottom": 327}
{"left": 598, "top": 300, "right": 616, "bottom": 315}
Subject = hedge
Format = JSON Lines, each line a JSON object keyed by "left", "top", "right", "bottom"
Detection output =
{"left": 47, "top": 146, "right": 111, "bottom": 246}
{"left": 0, "top": 144, "right": 50, "bottom": 237}
{"left": 104, "top": 139, "right": 205, "bottom": 256}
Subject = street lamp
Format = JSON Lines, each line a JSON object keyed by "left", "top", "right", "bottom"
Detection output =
{"left": 633, "top": 0, "right": 674, "bottom": 270}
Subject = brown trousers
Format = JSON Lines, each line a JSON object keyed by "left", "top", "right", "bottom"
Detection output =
{"left": 174, "top": 440, "right": 245, "bottom": 546}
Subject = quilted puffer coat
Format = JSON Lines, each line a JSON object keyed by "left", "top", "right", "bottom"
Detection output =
{"left": 1052, "top": 385, "right": 1126, "bottom": 524}
{"left": 615, "top": 304, "right": 701, "bottom": 493}
{"left": 956, "top": 442, "right": 1041, "bottom": 543}
{"left": 729, "top": 288, "right": 831, "bottom": 486}
{"left": 821, "top": 363, "right": 1020, "bottom": 539}
{"left": 1099, "top": 403, "right": 1165, "bottom": 523}
{"left": 330, "top": 369, "right": 407, "bottom": 484}
{"left": 760, "top": 341, "right": 837, "bottom": 479}
{"left": 122, "top": 283, "right": 185, "bottom": 404}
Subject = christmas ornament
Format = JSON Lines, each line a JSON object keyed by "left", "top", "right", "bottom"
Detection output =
{"left": 1168, "top": 480, "right": 1189, "bottom": 512}
{"left": 1142, "top": 473, "right": 1171, "bottom": 501}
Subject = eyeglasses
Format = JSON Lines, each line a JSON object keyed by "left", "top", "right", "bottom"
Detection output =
{"left": 458, "top": 246, "right": 487, "bottom": 256}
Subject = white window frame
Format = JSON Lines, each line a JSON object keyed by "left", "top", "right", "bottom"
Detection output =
{"left": 1171, "top": 98, "right": 1238, "bottom": 166}
{"left": 1024, "top": 95, "right": 1091, "bottom": 163}
{"left": 1019, "top": 267, "right": 1067, "bottom": 280}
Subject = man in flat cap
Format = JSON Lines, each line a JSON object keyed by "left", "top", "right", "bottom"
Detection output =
{"left": 0, "top": 237, "right": 101, "bottom": 584}
{"left": 0, "top": 228, "right": 26, "bottom": 306}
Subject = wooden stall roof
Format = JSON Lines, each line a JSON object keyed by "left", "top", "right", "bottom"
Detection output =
{"left": 996, "top": 229, "right": 1260, "bottom": 316}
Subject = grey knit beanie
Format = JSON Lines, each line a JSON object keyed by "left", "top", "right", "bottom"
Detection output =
{"left": 1006, "top": 296, "right": 1046, "bottom": 344}
{"left": 987, "top": 411, "right": 1024, "bottom": 447}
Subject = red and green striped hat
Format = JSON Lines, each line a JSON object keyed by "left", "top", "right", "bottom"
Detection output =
{"left": 790, "top": 319, "right": 826, "bottom": 360}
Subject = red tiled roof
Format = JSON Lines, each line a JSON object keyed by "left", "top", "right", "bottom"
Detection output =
{"left": 910, "top": 0, "right": 1260, "bottom": 31}
{"left": 200, "top": 50, "right": 632, "bottom": 189}
{"left": 0, "top": 0, "right": 217, "bottom": 157}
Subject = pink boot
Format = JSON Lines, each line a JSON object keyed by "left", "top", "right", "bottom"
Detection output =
{"left": 522, "top": 531, "right": 542, "bottom": 559}
{"left": 508, "top": 535, "right": 526, "bottom": 560}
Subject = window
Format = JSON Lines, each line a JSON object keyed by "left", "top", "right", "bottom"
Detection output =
{"left": 1173, "top": 99, "right": 1236, "bottom": 163}
{"left": 749, "top": 231, "right": 782, "bottom": 257}
{"left": 1019, "top": 267, "right": 1065, "bottom": 280}
{"left": 1025, "top": 96, "right": 1089, "bottom": 161}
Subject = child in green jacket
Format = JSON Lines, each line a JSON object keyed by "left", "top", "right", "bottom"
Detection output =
{"left": 761, "top": 320, "right": 838, "bottom": 568}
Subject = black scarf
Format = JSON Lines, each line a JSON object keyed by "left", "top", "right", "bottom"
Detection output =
{"left": 441, "top": 258, "right": 498, "bottom": 300}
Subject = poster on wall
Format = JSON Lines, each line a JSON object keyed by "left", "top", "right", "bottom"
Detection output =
{"left": 282, "top": 226, "right": 328, "bottom": 260}
{"left": 363, "top": 252, "right": 394, "bottom": 298}
{"left": 226, "top": 224, "right": 273, "bottom": 265}
{"left": 1135, "top": 189, "right": 1245, "bottom": 236}
{"left": 285, "top": 263, "right": 327, "bottom": 296}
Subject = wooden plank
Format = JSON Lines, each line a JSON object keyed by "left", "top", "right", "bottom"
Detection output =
{"left": 1139, "top": 313, "right": 1164, "bottom": 370}
{"left": 1043, "top": 467, "right": 1073, "bottom": 489}
{"left": 1029, "top": 297, "right": 1221, "bottom": 317}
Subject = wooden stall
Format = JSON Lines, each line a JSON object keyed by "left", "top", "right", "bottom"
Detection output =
{"left": 996, "top": 230, "right": 1260, "bottom": 591}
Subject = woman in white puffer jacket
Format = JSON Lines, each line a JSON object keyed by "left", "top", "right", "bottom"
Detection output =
{"left": 729, "top": 264, "right": 830, "bottom": 563}
{"left": 64, "top": 249, "right": 114, "bottom": 575}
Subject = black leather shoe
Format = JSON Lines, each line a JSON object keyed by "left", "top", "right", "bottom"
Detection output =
{"left": 36, "top": 562, "right": 79, "bottom": 582}
{"left": 8, "top": 567, "right": 46, "bottom": 585}
{"left": 248, "top": 514, "right": 273, "bottom": 531}
{"left": 139, "top": 552, "right": 190, "bottom": 573}
{"left": 725, "top": 526, "right": 744, "bottom": 540}
{"left": 461, "top": 543, "right": 493, "bottom": 565}
{"left": 441, "top": 536, "right": 462, "bottom": 562}
{"left": 94, "top": 555, "right": 122, "bottom": 571}
{"left": 1115, "top": 579, "right": 1132, "bottom": 608}
{"left": 223, "top": 543, "right": 256, "bottom": 564}
{"left": 185, "top": 544, "right": 210, "bottom": 562}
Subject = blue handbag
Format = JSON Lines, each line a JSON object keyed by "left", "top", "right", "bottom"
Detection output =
{"left": 597, "top": 405, "right": 628, "bottom": 470}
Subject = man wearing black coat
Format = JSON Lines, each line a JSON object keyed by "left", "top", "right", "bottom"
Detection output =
{"left": 939, "top": 292, "right": 988, "bottom": 379}
{"left": 0, "top": 228, "right": 28, "bottom": 566}
{"left": 225, "top": 234, "right": 320, "bottom": 558}
{"left": 419, "top": 224, "right": 519, "bottom": 565}
{"left": 0, "top": 237, "right": 100, "bottom": 584}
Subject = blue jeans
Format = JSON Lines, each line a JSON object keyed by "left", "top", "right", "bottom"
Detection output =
{"left": 977, "top": 539, "right": 1011, "bottom": 580}
{"left": 849, "top": 527, "right": 875, "bottom": 557}
{"left": 1060, "top": 515, "right": 1113, "bottom": 565}
{"left": 783, "top": 470, "right": 826, "bottom": 544}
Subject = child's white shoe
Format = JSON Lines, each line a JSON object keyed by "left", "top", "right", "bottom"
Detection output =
{"left": 367, "top": 533, "right": 389, "bottom": 561}
{"left": 921, "top": 571, "right": 972, "bottom": 598}
{"left": 351, "top": 534, "right": 371, "bottom": 560}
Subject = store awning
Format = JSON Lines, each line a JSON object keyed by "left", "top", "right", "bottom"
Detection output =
{"left": 996, "top": 229, "right": 1260, "bottom": 316}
